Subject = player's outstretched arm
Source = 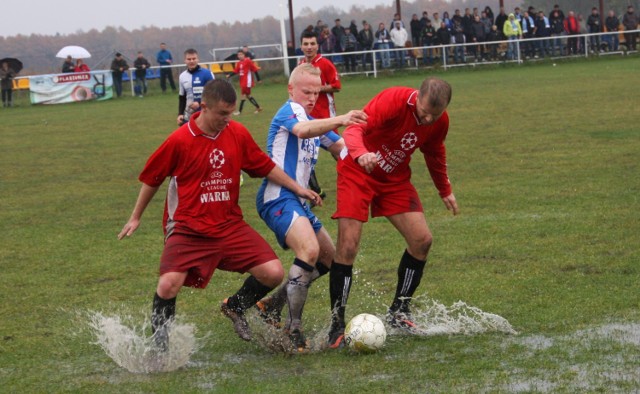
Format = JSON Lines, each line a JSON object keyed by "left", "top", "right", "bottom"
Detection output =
{"left": 118, "top": 184, "right": 160, "bottom": 239}
{"left": 292, "top": 110, "right": 367, "bottom": 139}
{"left": 265, "top": 166, "right": 322, "bottom": 206}
{"left": 442, "top": 193, "right": 459, "bottom": 215}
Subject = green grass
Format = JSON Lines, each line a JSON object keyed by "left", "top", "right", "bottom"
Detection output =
{"left": 1, "top": 56, "right": 639, "bottom": 392}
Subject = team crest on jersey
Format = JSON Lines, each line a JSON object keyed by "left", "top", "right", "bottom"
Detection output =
{"left": 209, "top": 149, "right": 225, "bottom": 169}
{"left": 400, "top": 132, "right": 418, "bottom": 151}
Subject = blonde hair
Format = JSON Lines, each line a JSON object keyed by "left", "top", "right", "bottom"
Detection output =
{"left": 289, "top": 63, "right": 321, "bottom": 85}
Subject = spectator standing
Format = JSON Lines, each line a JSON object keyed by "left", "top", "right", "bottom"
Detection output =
{"left": 550, "top": 10, "right": 566, "bottom": 56}
{"left": 622, "top": 6, "right": 639, "bottom": 51}
{"left": 332, "top": 19, "right": 346, "bottom": 53}
{"left": 319, "top": 26, "right": 336, "bottom": 54}
{"left": 564, "top": 11, "right": 581, "bottom": 55}
{"left": 484, "top": 6, "right": 495, "bottom": 25}
{"left": 390, "top": 13, "right": 404, "bottom": 29}
{"left": 133, "top": 51, "right": 151, "bottom": 97}
{"left": 470, "top": 15, "right": 487, "bottom": 61}
{"left": 390, "top": 21, "right": 408, "bottom": 67}
{"left": 349, "top": 20, "right": 359, "bottom": 37}
{"left": 118, "top": 79, "right": 321, "bottom": 349}
{"left": 503, "top": 13, "right": 522, "bottom": 60}
{"left": 375, "top": 22, "right": 392, "bottom": 68}
{"left": 486, "top": 24, "right": 500, "bottom": 60}
{"left": 358, "top": 21, "right": 375, "bottom": 69}
{"left": 436, "top": 21, "right": 452, "bottom": 62}
{"left": 587, "top": 7, "right": 602, "bottom": 52}
{"left": 410, "top": 13, "right": 422, "bottom": 47}
{"left": 0, "top": 61, "right": 16, "bottom": 107}
{"left": 421, "top": 20, "right": 437, "bottom": 65}
{"left": 227, "top": 50, "right": 262, "bottom": 115}
{"left": 452, "top": 19, "right": 466, "bottom": 63}
{"left": 442, "top": 11, "right": 453, "bottom": 30}
{"left": 74, "top": 59, "right": 90, "bottom": 72}
{"left": 535, "top": 11, "right": 552, "bottom": 58}
{"left": 177, "top": 49, "right": 215, "bottom": 125}
{"left": 314, "top": 20, "right": 324, "bottom": 37}
{"left": 462, "top": 8, "right": 474, "bottom": 46}
{"left": 495, "top": 7, "right": 508, "bottom": 39}
{"left": 432, "top": 13, "right": 442, "bottom": 29}
{"left": 340, "top": 27, "right": 359, "bottom": 72}
{"left": 156, "top": 43, "right": 176, "bottom": 93}
{"left": 604, "top": 10, "right": 620, "bottom": 51}
{"left": 110, "top": 53, "right": 129, "bottom": 98}
{"left": 61, "top": 56, "right": 75, "bottom": 73}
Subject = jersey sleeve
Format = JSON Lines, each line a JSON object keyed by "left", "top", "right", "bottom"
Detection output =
{"left": 138, "top": 133, "right": 180, "bottom": 187}
{"left": 321, "top": 60, "right": 341, "bottom": 90}
{"left": 237, "top": 123, "right": 276, "bottom": 178}
{"left": 319, "top": 130, "right": 341, "bottom": 150}
{"left": 419, "top": 112, "right": 452, "bottom": 197}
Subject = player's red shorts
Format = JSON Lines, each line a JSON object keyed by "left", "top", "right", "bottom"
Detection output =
{"left": 159, "top": 221, "right": 278, "bottom": 289}
{"left": 332, "top": 158, "right": 423, "bottom": 222}
{"left": 241, "top": 85, "right": 252, "bottom": 96}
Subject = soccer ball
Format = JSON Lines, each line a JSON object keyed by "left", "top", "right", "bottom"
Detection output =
{"left": 345, "top": 313, "right": 386, "bottom": 353}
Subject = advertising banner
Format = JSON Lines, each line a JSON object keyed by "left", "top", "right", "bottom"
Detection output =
{"left": 29, "top": 71, "right": 113, "bottom": 104}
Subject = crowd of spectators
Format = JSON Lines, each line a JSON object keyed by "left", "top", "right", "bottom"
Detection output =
{"left": 301, "top": 4, "right": 639, "bottom": 69}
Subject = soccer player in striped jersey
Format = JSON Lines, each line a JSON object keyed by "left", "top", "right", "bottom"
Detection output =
{"left": 177, "top": 48, "right": 215, "bottom": 126}
{"left": 255, "top": 64, "right": 367, "bottom": 352}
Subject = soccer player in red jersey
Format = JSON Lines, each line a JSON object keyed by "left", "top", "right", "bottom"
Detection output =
{"left": 227, "top": 50, "right": 262, "bottom": 115}
{"left": 298, "top": 30, "right": 344, "bottom": 200}
{"left": 327, "top": 77, "right": 460, "bottom": 347}
{"left": 118, "top": 79, "right": 321, "bottom": 350}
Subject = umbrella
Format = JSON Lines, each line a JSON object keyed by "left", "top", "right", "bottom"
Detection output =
{"left": 56, "top": 45, "right": 91, "bottom": 59}
{"left": 0, "top": 58, "right": 23, "bottom": 74}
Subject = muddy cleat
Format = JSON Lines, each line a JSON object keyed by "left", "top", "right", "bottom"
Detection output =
{"left": 288, "top": 328, "right": 309, "bottom": 353}
{"left": 221, "top": 299, "right": 252, "bottom": 341}
{"left": 255, "top": 298, "right": 283, "bottom": 329}
{"left": 387, "top": 311, "right": 423, "bottom": 334}
{"left": 327, "top": 324, "right": 345, "bottom": 349}
{"left": 254, "top": 108, "right": 263, "bottom": 114}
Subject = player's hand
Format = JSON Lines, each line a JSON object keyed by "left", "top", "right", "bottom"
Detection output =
{"left": 118, "top": 219, "right": 140, "bottom": 240}
{"left": 356, "top": 152, "right": 377, "bottom": 173}
{"left": 442, "top": 193, "right": 459, "bottom": 215}
{"left": 341, "top": 110, "right": 368, "bottom": 126}
{"left": 177, "top": 115, "right": 184, "bottom": 125}
{"left": 299, "top": 189, "right": 323, "bottom": 207}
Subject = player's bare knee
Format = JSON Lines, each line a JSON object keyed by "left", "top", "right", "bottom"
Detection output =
{"left": 156, "top": 277, "right": 181, "bottom": 299}
{"left": 410, "top": 233, "right": 432, "bottom": 257}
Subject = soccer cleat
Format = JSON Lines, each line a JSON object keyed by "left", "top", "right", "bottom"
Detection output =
{"left": 233, "top": 111, "right": 241, "bottom": 115}
{"left": 327, "top": 324, "right": 345, "bottom": 349}
{"left": 255, "top": 298, "right": 283, "bottom": 329}
{"left": 221, "top": 298, "right": 252, "bottom": 341}
{"left": 254, "top": 108, "right": 263, "bottom": 114}
{"left": 387, "top": 310, "right": 422, "bottom": 334}
{"left": 288, "top": 328, "right": 309, "bottom": 353}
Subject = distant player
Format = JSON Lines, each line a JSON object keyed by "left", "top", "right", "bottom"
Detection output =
{"left": 118, "top": 79, "right": 321, "bottom": 350}
{"left": 255, "top": 64, "right": 367, "bottom": 352}
{"left": 227, "top": 50, "right": 263, "bottom": 115}
{"left": 177, "top": 48, "right": 215, "bottom": 126}
{"left": 327, "top": 77, "right": 460, "bottom": 348}
{"left": 299, "top": 30, "right": 343, "bottom": 201}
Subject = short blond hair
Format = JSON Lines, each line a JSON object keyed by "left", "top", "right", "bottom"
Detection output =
{"left": 289, "top": 63, "right": 321, "bottom": 85}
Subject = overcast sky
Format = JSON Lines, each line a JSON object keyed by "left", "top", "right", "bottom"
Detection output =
{"left": 2, "top": 0, "right": 380, "bottom": 37}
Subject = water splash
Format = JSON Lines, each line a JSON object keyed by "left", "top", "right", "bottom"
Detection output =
{"left": 87, "top": 311, "right": 200, "bottom": 373}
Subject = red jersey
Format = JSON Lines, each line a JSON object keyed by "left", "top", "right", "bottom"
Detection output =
{"left": 299, "top": 54, "right": 341, "bottom": 119}
{"left": 139, "top": 111, "right": 275, "bottom": 237}
{"left": 342, "top": 87, "right": 452, "bottom": 197}
{"left": 233, "top": 58, "right": 259, "bottom": 88}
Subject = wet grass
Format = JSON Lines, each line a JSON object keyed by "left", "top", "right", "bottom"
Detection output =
{"left": 1, "top": 55, "right": 639, "bottom": 392}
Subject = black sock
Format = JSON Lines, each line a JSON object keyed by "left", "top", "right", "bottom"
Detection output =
{"left": 329, "top": 261, "right": 353, "bottom": 329}
{"left": 316, "top": 262, "right": 330, "bottom": 277}
{"left": 151, "top": 293, "right": 176, "bottom": 334}
{"left": 239, "top": 99, "right": 246, "bottom": 112}
{"left": 226, "top": 276, "right": 273, "bottom": 313}
{"left": 390, "top": 250, "right": 426, "bottom": 313}
{"left": 248, "top": 96, "right": 260, "bottom": 108}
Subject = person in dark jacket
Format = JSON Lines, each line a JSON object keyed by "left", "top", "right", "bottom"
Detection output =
{"left": 421, "top": 19, "right": 437, "bottom": 64}
{"left": 535, "top": 11, "right": 552, "bottom": 57}
{"left": 622, "top": 6, "right": 639, "bottom": 51}
{"left": 470, "top": 15, "right": 486, "bottom": 60}
{"left": 110, "top": 52, "right": 129, "bottom": 98}
{"left": 436, "top": 21, "right": 452, "bottom": 62}
{"left": 61, "top": 56, "right": 75, "bottom": 73}
{"left": 604, "top": 10, "right": 620, "bottom": 51}
{"left": 587, "top": 7, "right": 602, "bottom": 52}
{"left": 358, "top": 21, "right": 375, "bottom": 69}
{"left": 133, "top": 51, "right": 151, "bottom": 97}
{"left": 0, "top": 61, "right": 16, "bottom": 107}
{"left": 549, "top": 10, "right": 565, "bottom": 56}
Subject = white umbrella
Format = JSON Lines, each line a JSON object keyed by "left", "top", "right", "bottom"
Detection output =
{"left": 56, "top": 45, "right": 92, "bottom": 59}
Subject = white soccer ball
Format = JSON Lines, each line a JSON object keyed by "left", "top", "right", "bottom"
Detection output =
{"left": 345, "top": 313, "right": 386, "bottom": 353}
